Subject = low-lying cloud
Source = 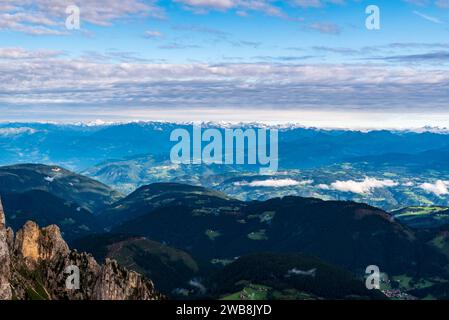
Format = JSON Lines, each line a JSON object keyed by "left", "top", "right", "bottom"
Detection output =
{"left": 330, "top": 177, "right": 399, "bottom": 194}
{"left": 419, "top": 180, "right": 449, "bottom": 196}
{"left": 235, "top": 179, "right": 313, "bottom": 188}
{"left": 0, "top": 127, "right": 38, "bottom": 136}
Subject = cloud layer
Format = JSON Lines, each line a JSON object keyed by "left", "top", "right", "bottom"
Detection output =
{"left": 0, "top": 0, "right": 164, "bottom": 35}
{"left": 1, "top": 48, "right": 449, "bottom": 114}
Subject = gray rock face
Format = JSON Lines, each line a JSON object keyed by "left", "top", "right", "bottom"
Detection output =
{"left": 0, "top": 197, "right": 163, "bottom": 300}
{"left": 0, "top": 198, "right": 12, "bottom": 299}
{"left": 93, "top": 259, "right": 160, "bottom": 300}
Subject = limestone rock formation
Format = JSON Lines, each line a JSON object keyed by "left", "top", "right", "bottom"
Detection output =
{"left": 14, "top": 221, "right": 70, "bottom": 269}
{"left": 93, "top": 259, "right": 160, "bottom": 300}
{"left": 0, "top": 198, "right": 12, "bottom": 299}
{"left": 0, "top": 197, "right": 163, "bottom": 300}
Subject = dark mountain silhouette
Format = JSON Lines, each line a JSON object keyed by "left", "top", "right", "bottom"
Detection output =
{"left": 99, "top": 183, "right": 242, "bottom": 227}
{"left": 1, "top": 165, "right": 449, "bottom": 300}
{"left": 72, "top": 233, "right": 201, "bottom": 295}
{"left": 110, "top": 183, "right": 448, "bottom": 278}
{"left": 0, "top": 190, "right": 100, "bottom": 241}
{"left": 0, "top": 164, "right": 122, "bottom": 212}
{"left": 209, "top": 253, "right": 386, "bottom": 300}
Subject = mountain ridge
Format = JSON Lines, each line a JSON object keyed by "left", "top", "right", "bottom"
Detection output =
{"left": 0, "top": 164, "right": 122, "bottom": 213}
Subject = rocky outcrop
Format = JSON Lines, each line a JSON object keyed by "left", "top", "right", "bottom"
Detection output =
{"left": 0, "top": 197, "right": 12, "bottom": 299}
{"left": 0, "top": 197, "right": 163, "bottom": 300}
{"left": 92, "top": 259, "right": 160, "bottom": 300}
{"left": 14, "top": 221, "right": 70, "bottom": 269}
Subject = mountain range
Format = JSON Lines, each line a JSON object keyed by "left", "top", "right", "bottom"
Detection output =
{"left": 3, "top": 122, "right": 449, "bottom": 212}
{"left": 1, "top": 163, "right": 449, "bottom": 300}
{"left": 2, "top": 122, "right": 449, "bottom": 300}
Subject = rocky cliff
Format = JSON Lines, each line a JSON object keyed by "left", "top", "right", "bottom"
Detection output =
{"left": 0, "top": 198, "right": 12, "bottom": 299}
{"left": 0, "top": 197, "right": 163, "bottom": 300}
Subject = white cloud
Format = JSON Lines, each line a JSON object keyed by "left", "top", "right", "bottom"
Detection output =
{"left": 144, "top": 30, "right": 163, "bottom": 38}
{"left": 188, "top": 278, "right": 206, "bottom": 294}
{"left": 0, "top": 0, "right": 164, "bottom": 35}
{"left": 306, "top": 22, "right": 341, "bottom": 34}
{"left": 413, "top": 10, "right": 443, "bottom": 24}
{"left": 330, "top": 177, "right": 399, "bottom": 194}
{"left": 175, "top": 0, "right": 235, "bottom": 10}
{"left": 2, "top": 48, "right": 449, "bottom": 117}
{"left": 293, "top": 0, "right": 346, "bottom": 8}
{"left": 174, "top": 0, "right": 286, "bottom": 17}
{"left": 406, "top": 0, "right": 449, "bottom": 8}
{"left": 0, "top": 127, "right": 37, "bottom": 136}
{"left": 0, "top": 47, "right": 63, "bottom": 59}
{"left": 436, "top": 0, "right": 449, "bottom": 8}
{"left": 419, "top": 180, "right": 449, "bottom": 195}
{"left": 235, "top": 179, "right": 313, "bottom": 187}
{"left": 44, "top": 176, "right": 55, "bottom": 182}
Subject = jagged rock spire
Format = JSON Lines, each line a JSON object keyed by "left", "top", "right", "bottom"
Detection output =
{"left": 0, "top": 197, "right": 5, "bottom": 227}
{"left": 0, "top": 197, "right": 12, "bottom": 300}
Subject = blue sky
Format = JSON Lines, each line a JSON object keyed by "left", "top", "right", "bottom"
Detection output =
{"left": 1, "top": 0, "right": 449, "bottom": 127}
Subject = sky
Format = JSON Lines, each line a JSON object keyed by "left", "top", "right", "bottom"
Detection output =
{"left": 1, "top": 0, "right": 449, "bottom": 128}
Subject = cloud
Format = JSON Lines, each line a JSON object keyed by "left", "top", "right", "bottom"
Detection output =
{"left": 144, "top": 30, "right": 163, "bottom": 38}
{"left": 419, "top": 180, "right": 449, "bottom": 195}
{"left": 188, "top": 278, "right": 207, "bottom": 294}
{"left": 229, "top": 40, "right": 262, "bottom": 48}
{"left": 404, "top": 0, "right": 430, "bottom": 5}
{"left": 385, "top": 42, "right": 449, "bottom": 49}
{"left": 158, "top": 43, "right": 202, "bottom": 49}
{"left": 80, "top": 50, "right": 152, "bottom": 63}
{"left": 375, "top": 51, "right": 449, "bottom": 62}
{"left": 173, "top": 0, "right": 286, "bottom": 17}
{"left": 173, "top": 0, "right": 346, "bottom": 17}
{"left": 0, "top": 127, "right": 38, "bottom": 136}
{"left": 3, "top": 48, "right": 449, "bottom": 113}
{"left": 330, "top": 177, "right": 399, "bottom": 194}
{"left": 405, "top": 0, "right": 449, "bottom": 8}
{"left": 0, "top": 0, "right": 164, "bottom": 35}
{"left": 0, "top": 47, "right": 64, "bottom": 59}
{"left": 287, "top": 268, "right": 316, "bottom": 277}
{"left": 413, "top": 10, "right": 443, "bottom": 24}
{"left": 235, "top": 179, "right": 313, "bottom": 187}
{"left": 306, "top": 43, "right": 449, "bottom": 57}
{"left": 436, "top": 0, "right": 449, "bottom": 8}
{"left": 252, "top": 55, "right": 316, "bottom": 62}
{"left": 292, "top": 0, "right": 346, "bottom": 8}
{"left": 172, "top": 24, "right": 230, "bottom": 37}
{"left": 175, "top": 0, "right": 235, "bottom": 10}
{"left": 311, "top": 46, "right": 362, "bottom": 55}
{"left": 306, "top": 22, "right": 341, "bottom": 34}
